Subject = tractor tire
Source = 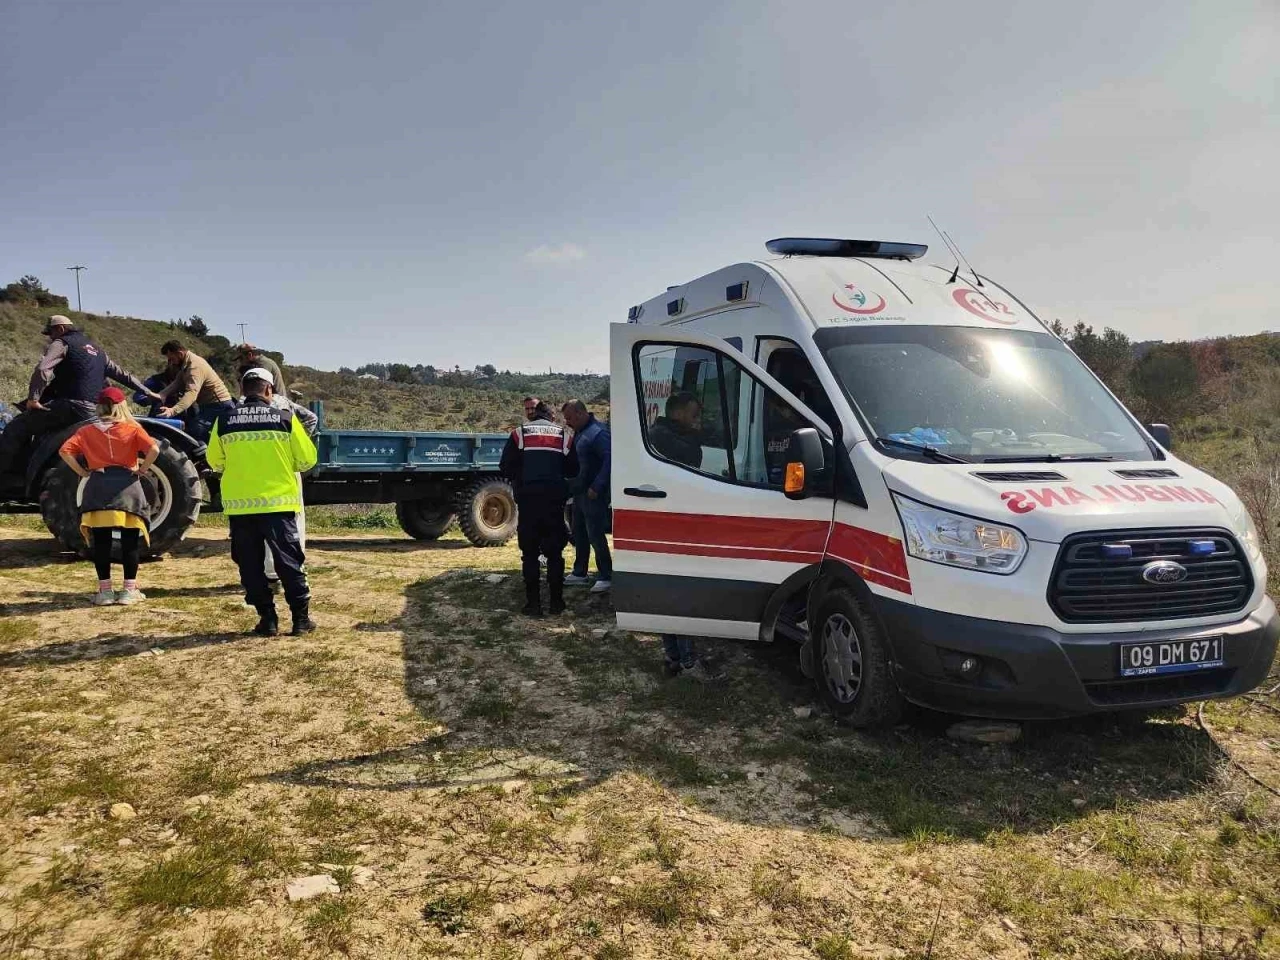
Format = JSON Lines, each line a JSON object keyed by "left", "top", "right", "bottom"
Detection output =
{"left": 39, "top": 442, "right": 202, "bottom": 560}
{"left": 455, "top": 477, "right": 517, "bottom": 547}
{"left": 395, "top": 500, "right": 456, "bottom": 540}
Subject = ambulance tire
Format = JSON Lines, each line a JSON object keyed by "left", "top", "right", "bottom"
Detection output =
{"left": 396, "top": 500, "right": 455, "bottom": 540}
{"left": 456, "top": 478, "right": 518, "bottom": 547}
{"left": 811, "top": 587, "right": 902, "bottom": 728}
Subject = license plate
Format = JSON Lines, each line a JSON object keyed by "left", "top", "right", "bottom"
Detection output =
{"left": 1119, "top": 636, "right": 1225, "bottom": 677}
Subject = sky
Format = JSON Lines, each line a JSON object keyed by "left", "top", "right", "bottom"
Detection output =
{"left": 2, "top": 0, "right": 1277, "bottom": 373}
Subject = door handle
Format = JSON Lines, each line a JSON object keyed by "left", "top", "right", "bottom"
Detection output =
{"left": 623, "top": 486, "right": 667, "bottom": 499}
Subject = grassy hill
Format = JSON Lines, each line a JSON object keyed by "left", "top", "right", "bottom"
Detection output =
{"left": 0, "top": 299, "right": 606, "bottom": 434}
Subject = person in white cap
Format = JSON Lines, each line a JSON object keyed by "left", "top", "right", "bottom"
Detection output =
{"left": 238, "top": 369, "right": 318, "bottom": 584}
{"left": 206, "top": 367, "right": 318, "bottom": 636}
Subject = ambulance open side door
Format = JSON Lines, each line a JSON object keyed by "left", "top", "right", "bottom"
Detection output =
{"left": 609, "top": 322, "right": 838, "bottom": 641}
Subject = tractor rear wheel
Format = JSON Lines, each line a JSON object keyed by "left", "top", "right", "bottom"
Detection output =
{"left": 395, "top": 500, "right": 456, "bottom": 540}
{"left": 39, "top": 442, "right": 202, "bottom": 560}
{"left": 455, "top": 477, "right": 517, "bottom": 547}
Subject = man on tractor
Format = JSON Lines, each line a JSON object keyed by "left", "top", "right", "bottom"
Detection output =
{"left": 0, "top": 315, "right": 158, "bottom": 482}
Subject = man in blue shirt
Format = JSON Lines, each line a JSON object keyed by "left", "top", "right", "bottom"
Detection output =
{"left": 561, "top": 399, "right": 613, "bottom": 594}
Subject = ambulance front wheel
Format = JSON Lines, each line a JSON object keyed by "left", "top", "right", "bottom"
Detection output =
{"left": 811, "top": 587, "right": 902, "bottom": 728}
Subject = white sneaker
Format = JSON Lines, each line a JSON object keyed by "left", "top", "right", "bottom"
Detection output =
{"left": 115, "top": 588, "right": 146, "bottom": 605}
{"left": 564, "top": 574, "right": 591, "bottom": 586}
{"left": 91, "top": 588, "right": 116, "bottom": 606}
{"left": 590, "top": 579, "right": 612, "bottom": 595}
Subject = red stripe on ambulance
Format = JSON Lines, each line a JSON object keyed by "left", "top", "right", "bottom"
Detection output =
{"left": 613, "top": 510, "right": 911, "bottom": 594}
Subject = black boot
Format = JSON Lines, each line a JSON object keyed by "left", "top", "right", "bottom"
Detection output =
{"left": 548, "top": 582, "right": 565, "bottom": 615}
{"left": 521, "top": 582, "right": 542, "bottom": 617}
{"left": 253, "top": 603, "right": 279, "bottom": 637}
{"left": 290, "top": 601, "right": 317, "bottom": 636}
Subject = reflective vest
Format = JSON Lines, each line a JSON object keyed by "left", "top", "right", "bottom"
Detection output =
{"left": 206, "top": 398, "right": 318, "bottom": 515}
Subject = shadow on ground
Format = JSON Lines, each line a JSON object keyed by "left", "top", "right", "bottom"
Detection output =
{"left": 263, "top": 569, "right": 1216, "bottom": 842}
{"left": 0, "top": 533, "right": 76, "bottom": 570}
{"left": 0, "top": 630, "right": 250, "bottom": 668}
{"left": 304, "top": 537, "right": 472, "bottom": 554}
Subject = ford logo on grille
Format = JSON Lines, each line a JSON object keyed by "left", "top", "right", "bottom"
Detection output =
{"left": 1142, "top": 560, "right": 1189, "bottom": 584}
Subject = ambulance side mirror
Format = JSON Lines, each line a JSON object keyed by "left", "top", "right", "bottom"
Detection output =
{"left": 1146, "top": 423, "right": 1173, "bottom": 451}
{"left": 783, "top": 428, "right": 826, "bottom": 500}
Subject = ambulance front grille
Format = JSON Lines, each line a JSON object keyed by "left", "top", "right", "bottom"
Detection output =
{"left": 1048, "top": 529, "right": 1252, "bottom": 624}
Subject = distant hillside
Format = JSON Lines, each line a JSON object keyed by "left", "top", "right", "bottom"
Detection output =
{"left": 0, "top": 287, "right": 607, "bottom": 434}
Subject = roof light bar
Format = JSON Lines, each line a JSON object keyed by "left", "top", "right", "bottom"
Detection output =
{"left": 667, "top": 298, "right": 684, "bottom": 317}
{"left": 765, "top": 237, "right": 928, "bottom": 260}
{"left": 725, "top": 282, "right": 748, "bottom": 302}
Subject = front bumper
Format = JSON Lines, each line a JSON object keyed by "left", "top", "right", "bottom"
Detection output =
{"left": 875, "top": 595, "right": 1280, "bottom": 719}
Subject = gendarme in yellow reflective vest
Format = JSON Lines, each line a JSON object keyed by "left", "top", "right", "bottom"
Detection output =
{"left": 206, "top": 398, "right": 317, "bottom": 514}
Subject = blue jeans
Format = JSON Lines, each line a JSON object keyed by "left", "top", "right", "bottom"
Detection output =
{"left": 571, "top": 494, "right": 613, "bottom": 580}
{"left": 662, "top": 635, "right": 695, "bottom": 668}
{"left": 185, "top": 400, "right": 236, "bottom": 441}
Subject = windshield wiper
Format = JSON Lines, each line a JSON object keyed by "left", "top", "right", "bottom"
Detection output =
{"left": 874, "top": 436, "right": 968, "bottom": 463}
{"left": 980, "top": 453, "right": 1122, "bottom": 463}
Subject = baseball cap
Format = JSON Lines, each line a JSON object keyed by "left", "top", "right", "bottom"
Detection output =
{"left": 98, "top": 386, "right": 126, "bottom": 405}
{"left": 241, "top": 367, "right": 274, "bottom": 386}
{"left": 42, "top": 315, "right": 74, "bottom": 334}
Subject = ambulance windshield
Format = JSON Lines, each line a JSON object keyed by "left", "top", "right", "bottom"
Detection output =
{"left": 814, "top": 325, "right": 1156, "bottom": 463}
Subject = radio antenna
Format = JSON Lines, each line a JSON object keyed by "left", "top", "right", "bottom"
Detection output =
{"left": 943, "top": 229, "right": 984, "bottom": 288}
{"left": 927, "top": 216, "right": 962, "bottom": 284}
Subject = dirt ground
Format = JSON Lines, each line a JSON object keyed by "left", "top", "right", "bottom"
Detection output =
{"left": 0, "top": 524, "right": 1277, "bottom": 960}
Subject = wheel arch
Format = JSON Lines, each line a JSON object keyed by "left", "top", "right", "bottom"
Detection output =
{"left": 758, "top": 559, "right": 889, "bottom": 643}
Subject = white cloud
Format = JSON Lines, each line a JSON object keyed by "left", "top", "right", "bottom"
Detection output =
{"left": 524, "top": 243, "right": 586, "bottom": 265}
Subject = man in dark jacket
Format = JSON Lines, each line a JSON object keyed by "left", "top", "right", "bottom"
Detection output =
{"left": 500, "top": 402, "right": 579, "bottom": 616}
{"left": 561, "top": 399, "right": 612, "bottom": 594}
{"left": 649, "top": 392, "right": 704, "bottom": 470}
{"left": 0, "top": 316, "right": 156, "bottom": 478}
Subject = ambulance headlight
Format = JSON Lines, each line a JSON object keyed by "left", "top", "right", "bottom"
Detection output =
{"left": 893, "top": 495, "right": 1027, "bottom": 575}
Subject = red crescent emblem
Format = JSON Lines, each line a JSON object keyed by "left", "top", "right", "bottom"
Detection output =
{"left": 831, "top": 291, "right": 886, "bottom": 315}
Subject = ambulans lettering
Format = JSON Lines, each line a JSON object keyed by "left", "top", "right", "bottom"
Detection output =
{"left": 999, "top": 484, "right": 1221, "bottom": 513}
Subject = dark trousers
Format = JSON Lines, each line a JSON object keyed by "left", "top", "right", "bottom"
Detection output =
{"left": 571, "top": 494, "right": 613, "bottom": 580}
{"left": 229, "top": 512, "right": 309, "bottom": 611}
{"left": 185, "top": 401, "right": 236, "bottom": 442}
{"left": 91, "top": 528, "right": 140, "bottom": 581}
{"left": 0, "top": 400, "right": 92, "bottom": 476}
{"left": 517, "top": 491, "right": 569, "bottom": 595}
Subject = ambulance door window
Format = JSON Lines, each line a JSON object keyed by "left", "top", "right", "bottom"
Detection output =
{"left": 635, "top": 343, "right": 735, "bottom": 481}
{"left": 735, "top": 377, "right": 810, "bottom": 488}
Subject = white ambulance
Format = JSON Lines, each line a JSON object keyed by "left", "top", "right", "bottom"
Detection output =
{"left": 609, "top": 237, "right": 1279, "bottom": 726}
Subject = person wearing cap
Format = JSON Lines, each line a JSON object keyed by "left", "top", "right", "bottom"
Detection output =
{"left": 249, "top": 377, "right": 317, "bottom": 585}
{"left": 235, "top": 344, "right": 287, "bottom": 400}
{"left": 207, "top": 367, "right": 318, "bottom": 637}
{"left": 0, "top": 315, "right": 157, "bottom": 477}
{"left": 155, "top": 340, "right": 234, "bottom": 441}
{"left": 57, "top": 387, "right": 160, "bottom": 606}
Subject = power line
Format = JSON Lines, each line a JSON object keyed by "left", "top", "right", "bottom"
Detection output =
{"left": 237, "top": 322, "right": 248, "bottom": 343}
{"left": 66, "top": 265, "right": 87, "bottom": 312}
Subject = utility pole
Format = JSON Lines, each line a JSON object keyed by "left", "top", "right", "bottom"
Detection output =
{"left": 66, "top": 265, "right": 87, "bottom": 312}
{"left": 237, "top": 322, "right": 248, "bottom": 343}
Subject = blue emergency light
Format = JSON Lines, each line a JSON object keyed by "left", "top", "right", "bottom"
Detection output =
{"left": 1188, "top": 539, "right": 1216, "bottom": 557}
{"left": 765, "top": 238, "right": 929, "bottom": 260}
{"left": 1101, "top": 543, "right": 1133, "bottom": 560}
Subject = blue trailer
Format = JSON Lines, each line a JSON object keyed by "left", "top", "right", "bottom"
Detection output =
{"left": 0, "top": 400, "right": 519, "bottom": 556}
{"left": 301, "top": 402, "right": 516, "bottom": 546}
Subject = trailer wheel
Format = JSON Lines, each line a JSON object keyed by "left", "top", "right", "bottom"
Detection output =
{"left": 811, "top": 587, "right": 902, "bottom": 728}
{"left": 395, "top": 500, "right": 456, "bottom": 540}
{"left": 456, "top": 477, "right": 517, "bottom": 547}
{"left": 39, "top": 443, "right": 202, "bottom": 560}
